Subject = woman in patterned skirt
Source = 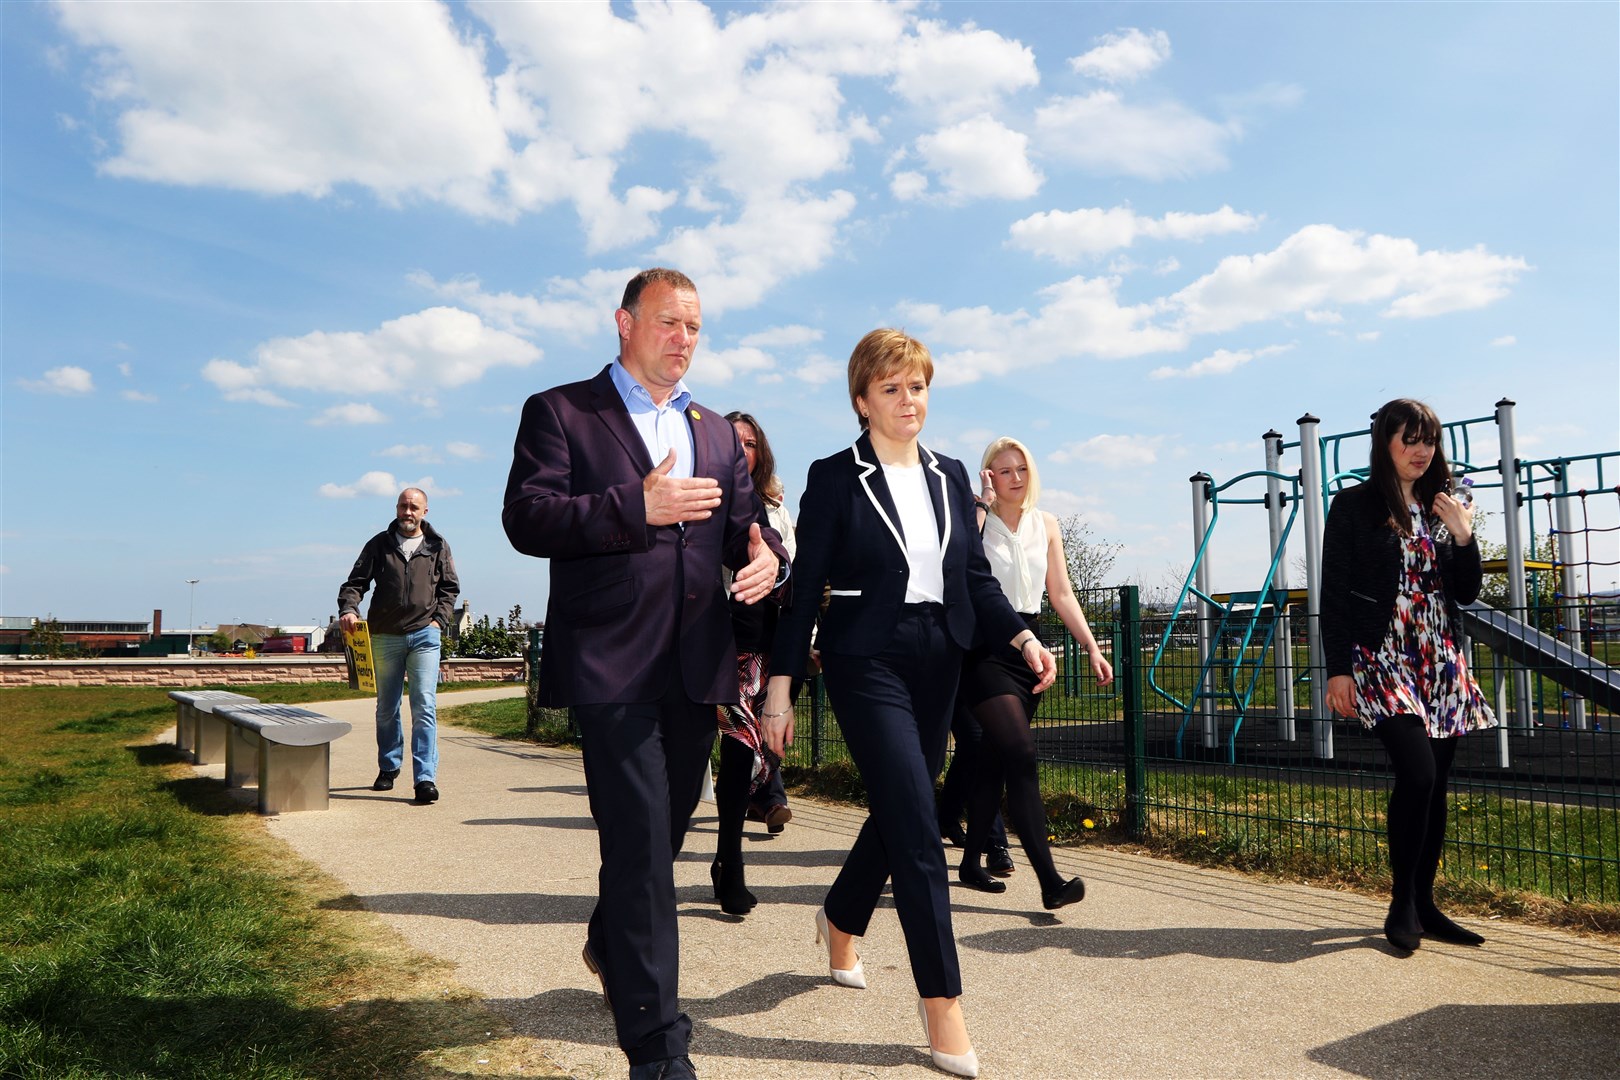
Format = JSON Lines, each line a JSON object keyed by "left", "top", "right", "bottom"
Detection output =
{"left": 1322, "top": 398, "right": 1497, "bottom": 953}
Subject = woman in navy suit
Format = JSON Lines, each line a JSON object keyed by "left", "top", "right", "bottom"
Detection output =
{"left": 760, "top": 329, "right": 1056, "bottom": 1078}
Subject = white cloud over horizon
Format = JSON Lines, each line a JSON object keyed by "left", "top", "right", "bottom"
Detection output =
{"left": 1009, "top": 204, "right": 1260, "bottom": 262}
{"left": 1069, "top": 28, "right": 1172, "bottom": 84}
{"left": 317, "top": 471, "right": 456, "bottom": 499}
{"left": 21, "top": 365, "right": 96, "bottom": 394}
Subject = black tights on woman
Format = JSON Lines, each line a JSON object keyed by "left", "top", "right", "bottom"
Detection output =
{"left": 713, "top": 735, "right": 758, "bottom": 913}
{"left": 1374, "top": 715, "right": 1481, "bottom": 948}
{"left": 962, "top": 693, "right": 1063, "bottom": 894}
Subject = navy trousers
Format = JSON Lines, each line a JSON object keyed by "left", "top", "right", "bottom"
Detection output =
{"left": 576, "top": 679, "right": 716, "bottom": 1065}
{"left": 820, "top": 603, "right": 964, "bottom": 999}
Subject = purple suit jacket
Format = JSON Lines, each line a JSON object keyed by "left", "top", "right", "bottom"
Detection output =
{"left": 503, "top": 364, "right": 786, "bottom": 706}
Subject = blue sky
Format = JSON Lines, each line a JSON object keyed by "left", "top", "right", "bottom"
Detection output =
{"left": 4, "top": 1, "right": 1617, "bottom": 632}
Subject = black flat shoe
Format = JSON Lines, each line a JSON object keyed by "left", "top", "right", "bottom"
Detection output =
{"left": 710, "top": 859, "right": 757, "bottom": 915}
{"left": 939, "top": 820, "right": 968, "bottom": 847}
{"left": 372, "top": 769, "right": 399, "bottom": 791}
{"left": 1041, "top": 876, "right": 1086, "bottom": 910}
{"left": 413, "top": 780, "right": 439, "bottom": 805}
{"left": 1384, "top": 913, "right": 1422, "bottom": 953}
{"left": 986, "top": 845, "right": 1015, "bottom": 877}
{"left": 1419, "top": 906, "right": 1484, "bottom": 946}
{"left": 958, "top": 865, "right": 1007, "bottom": 893}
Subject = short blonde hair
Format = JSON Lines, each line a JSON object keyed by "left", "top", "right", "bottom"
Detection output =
{"left": 847, "top": 328, "right": 934, "bottom": 430}
{"left": 980, "top": 436, "right": 1041, "bottom": 513}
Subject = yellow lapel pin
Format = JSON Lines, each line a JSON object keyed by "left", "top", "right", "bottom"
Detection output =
{"left": 690, "top": 409, "right": 702, "bottom": 420}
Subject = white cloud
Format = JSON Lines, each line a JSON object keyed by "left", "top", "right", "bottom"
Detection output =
{"left": 1304, "top": 309, "right": 1344, "bottom": 324}
{"left": 1040, "top": 487, "right": 1120, "bottom": 531}
{"left": 1035, "top": 90, "right": 1235, "bottom": 180}
{"left": 1049, "top": 434, "right": 1164, "bottom": 468}
{"left": 1008, "top": 204, "right": 1259, "bottom": 262}
{"left": 117, "top": 361, "right": 133, "bottom": 376}
{"left": 1491, "top": 334, "right": 1517, "bottom": 347}
{"left": 120, "top": 389, "right": 159, "bottom": 403}
{"left": 1172, "top": 225, "right": 1530, "bottom": 333}
{"left": 1356, "top": 331, "right": 1381, "bottom": 343}
{"left": 412, "top": 269, "right": 618, "bottom": 342}
{"left": 686, "top": 346, "right": 776, "bottom": 386}
{"left": 914, "top": 115, "right": 1043, "bottom": 201}
{"left": 202, "top": 307, "right": 541, "bottom": 402}
{"left": 1069, "top": 28, "right": 1171, "bottom": 83}
{"left": 21, "top": 366, "right": 95, "bottom": 394}
{"left": 891, "top": 19, "right": 1039, "bottom": 117}
{"left": 378, "top": 444, "right": 441, "bottom": 463}
{"left": 318, "top": 471, "right": 452, "bottom": 499}
{"left": 1149, "top": 343, "right": 1293, "bottom": 380}
{"left": 898, "top": 274, "right": 1188, "bottom": 385}
{"left": 890, "top": 170, "right": 929, "bottom": 201}
{"left": 791, "top": 354, "right": 845, "bottom": 385}
{"left": 446, "top": 441, "right": 485, "bottom": 460}
{"left": 740, "top": 325, "right": 823, "bottom": 348}
{"left": 56, "top": 2, "right": 512, "bottom": 215}
{"left": 310, "top": 402, "right": 387, "bottom": 426}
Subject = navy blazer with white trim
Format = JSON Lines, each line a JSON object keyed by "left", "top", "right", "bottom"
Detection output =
{"left": 770, "top": 431, "right": 1026, "bottom": 678}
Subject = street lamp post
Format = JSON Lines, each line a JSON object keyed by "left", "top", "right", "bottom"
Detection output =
{"left": 185, "top": 579, "right": 200, "bottom": 657}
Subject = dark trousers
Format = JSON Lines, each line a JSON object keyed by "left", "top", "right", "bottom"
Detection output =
{"left": 1374, "top": 715, "right": 1459, "bottom": 924}
{"left": 576, "top": 680, "right": 717, "bottom": 1065}
{"left": 820, "top": 603, "right": 963, "bottom": 999}
{"left": 937, "top": 699, "right": 1009, "bottom": 849}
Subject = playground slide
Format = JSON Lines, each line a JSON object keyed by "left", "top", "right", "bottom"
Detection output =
{"left": 1459, "top": 601, "right": 1620, "bottom": 713}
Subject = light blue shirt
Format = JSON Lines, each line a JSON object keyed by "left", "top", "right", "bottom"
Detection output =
{"left": 609, "top": 359, "right": 695, "bottom": 479}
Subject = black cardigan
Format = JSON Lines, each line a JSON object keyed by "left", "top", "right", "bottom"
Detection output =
{"left": 1319, "top": 482, "right": 1482, "bottom": 679}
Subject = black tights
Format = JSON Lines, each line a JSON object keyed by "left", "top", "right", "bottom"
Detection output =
{"left": 963, "top": 693, "right": 1063, "bottom": 892}
{"left": 1374, "top": 715, "right": 1458, "bottom": 928}
{"left": 714, "top": 735, "right": 754, "bottom": 867}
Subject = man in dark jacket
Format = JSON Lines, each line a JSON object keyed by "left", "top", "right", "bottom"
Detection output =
{"left": 338, "top": 487, "right": 460, "bottom": 805}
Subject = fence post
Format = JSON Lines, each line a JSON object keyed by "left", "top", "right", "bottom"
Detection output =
{"left": 1119, "top": 584, "right": 1147, "bottom": 840}
{"left": 1553, "top": 464, "right": 1589, "bottom": 730}
{"left": 525, "top": 626, "right": 542, "bottom": 738}
{"left": 1190, "top": 472, "right": 1217, "bottom": 750}
{"left": 810, "top": 674, "right": 825, "bottom": 769}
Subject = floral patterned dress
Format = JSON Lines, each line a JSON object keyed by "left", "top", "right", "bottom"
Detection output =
{"left": 1350, "top": 505, "right": 1498, "bottom": 737}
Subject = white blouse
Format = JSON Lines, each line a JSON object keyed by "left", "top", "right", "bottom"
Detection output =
{"left": 982, "top": 507, "right": 1048, "bottom": 615}
{"left": 882, "top": 462, "right": 945, "bottom": 604}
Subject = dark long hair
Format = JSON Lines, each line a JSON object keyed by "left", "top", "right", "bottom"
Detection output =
{"left": 1368, "top": 398, "right": 1449, "bottom": 535}
{"left": 724, "top": 410, "right": 781, "bottom": 504}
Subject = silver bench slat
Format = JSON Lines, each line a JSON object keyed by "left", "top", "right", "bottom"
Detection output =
{"left": 214, "top": 704, "right": 352, "bottom": 746}
{"left": 168, "top": 690, "right": 259, "bottom": 760}
{"left": 212, "top": 703, "right": 352, "bottom": 815}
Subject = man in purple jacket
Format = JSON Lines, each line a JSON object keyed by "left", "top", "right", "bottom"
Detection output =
{"left": 503, "top": 268, "right": 785, "bottom": 1080}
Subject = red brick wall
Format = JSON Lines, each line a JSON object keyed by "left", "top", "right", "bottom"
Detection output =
{"left": 0, "top": 657, "right": 524, "bottom": 688}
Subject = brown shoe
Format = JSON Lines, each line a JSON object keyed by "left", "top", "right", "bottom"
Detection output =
{"left": 764, "top": 804, "right": 793, "bottom": 833}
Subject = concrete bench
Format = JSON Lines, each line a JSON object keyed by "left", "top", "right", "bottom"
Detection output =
{"left": 213, "top": 703, "right": 353, "bottom": 814}
{"left": 168, "top": 690, "right": 260, "bottom": 763}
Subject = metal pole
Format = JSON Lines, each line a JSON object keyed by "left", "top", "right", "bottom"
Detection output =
{"left": 1553, "top": 466, "right": 1588, "bottom": 730}
{"left": 1191, "top": 472, "right": 1216, "bottom": 750}
{"left": 1496, "top": 398, "right": 1534, "bottom": 731}
{"left": 1119, "top": 584, "right": 1147, "bottom": 840}
{"left": 1297, "top": 414, "right": 1333, "bottom": 759}
{"left": 185, "top": 579, "right": 199, "bottom": 657}
{"left": 1264, "top": 430, "right": 1297, "bottom": 742}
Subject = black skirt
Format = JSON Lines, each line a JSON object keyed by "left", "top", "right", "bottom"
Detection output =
{"left": 958, "top": 612, "right": 1043, "bottom": 712}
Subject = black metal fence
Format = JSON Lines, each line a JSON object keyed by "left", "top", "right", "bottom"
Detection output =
{"left": 780, "top": 586, "right": 1620, "bottom": 905}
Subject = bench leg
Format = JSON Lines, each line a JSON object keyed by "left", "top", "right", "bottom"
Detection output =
{"left": 225, "top": 724, "right": 260, "bottom": 788}
{"left": 175, "top": 704, "right": 195, "bottom": 754}
{"left": 258, "top": 743, "right": 331, "bottom": 814}
{"left": 193, "top": 714, "right": 228, "bottom": 765}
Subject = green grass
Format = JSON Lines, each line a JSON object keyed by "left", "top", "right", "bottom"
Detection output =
{"left": 0, "top": 685, "right": 561, "bottom": 1079}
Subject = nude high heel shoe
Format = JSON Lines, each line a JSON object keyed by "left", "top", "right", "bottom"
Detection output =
{"left": 917, "top": 998, "right": 980, "bottom": 1078}
{"left": 813, "top": 907, "right": 866, "bottom": 989}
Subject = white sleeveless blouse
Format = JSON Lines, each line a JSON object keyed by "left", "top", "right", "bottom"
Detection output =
{"left": 982, "top": 508, "right": 1047, "bottom": 615}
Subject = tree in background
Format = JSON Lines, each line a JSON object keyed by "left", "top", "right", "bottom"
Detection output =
{"left": 29, "top": 617, "right": 65, "bottom": 659}
{"left": 1057, "top": 513, "right": 1122, "bottom": 627}
{"left": 206, "top": 630, "right": 232, "bottom": 653}
{"left": 453, "top": 604, "right": 528, "bottom": 658}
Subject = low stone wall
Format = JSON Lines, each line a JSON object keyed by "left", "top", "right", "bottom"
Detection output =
{"left": 0, "top": 656, "right": 525, "bottom": 688}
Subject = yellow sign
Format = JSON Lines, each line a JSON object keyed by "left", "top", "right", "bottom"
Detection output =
{"left": 344, "top": 621, "right": 377, "bottom": 694}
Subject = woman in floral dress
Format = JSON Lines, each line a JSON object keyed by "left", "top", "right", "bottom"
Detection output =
{"left": 1322, "top": 398, "right": 1497, "bottom": 953}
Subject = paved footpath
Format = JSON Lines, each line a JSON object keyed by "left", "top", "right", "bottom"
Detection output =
{"left": 246, "top": 689, "right": 1618, "bottom": 1079}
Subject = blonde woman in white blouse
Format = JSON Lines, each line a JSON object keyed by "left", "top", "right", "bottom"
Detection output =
{"left": 956, "top": 436, "right": 1114, "bottom": 908}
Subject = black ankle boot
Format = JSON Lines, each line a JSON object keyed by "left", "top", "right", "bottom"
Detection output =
{"left": 711, "top": 859, "right": 757, "bottom": 915}
{"left": 958, "top": 863, "right": 1007, "bottom": 894}
{"left": 1418, "top": 903, "right": 1484, "bottom": 946}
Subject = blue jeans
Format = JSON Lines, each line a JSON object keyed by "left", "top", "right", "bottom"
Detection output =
{"left": 371, "top": 626, "right": 441, "bottom": 782}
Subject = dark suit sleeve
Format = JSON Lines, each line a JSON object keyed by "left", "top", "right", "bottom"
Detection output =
{"left": 502, "top": 390, "right": 653, "bottom": 560}
{"left": 771, "top": 456, "right": 838, "bottom": 679}
{"left": 1320, "top": 490, "right": 1355, "bottom": 679}
{"left": 719, "top": 419, "right": 789, "bottom": 574}
{"left": 337, "top": 538, "right": 375, "bottom": 617}
{"left": 953, "top": 458, "right": 1026, "bottom": 648}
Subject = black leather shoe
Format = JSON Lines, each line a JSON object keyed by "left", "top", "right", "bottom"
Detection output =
{"left": 1042, "top": 876, "right": 1086, "bottom": 910}
{"left": 939, "top": 819, "right": 968, "bottom": 847}
{"left": 628, "top": 1055, "right": 697, "bottom": 1079}
{"left": 413, "top": 780, "right": 439, "bottom": 805}
{"left": 372, "top": 769, "right": 399, "bottom": 791}
{"left": 1384, "top": 911, "right": 1422, "bottom": 954}
{"left": 1418, "top": 905, "right": 1484, "bottom": 946}
{"left": 986, "top": 844, "right": 1015, "bottom": 876}
{"left": 764, "top": 804, "right": 793, "bottom": 833}
{"left": 958, "top": 865, "right": 1007, "bottom": 893}
{"left": 711, "top": 859, "right": 757, "bottom": 915}
{"left": 581, "top": 941, "right": 610, "bottom": 1008}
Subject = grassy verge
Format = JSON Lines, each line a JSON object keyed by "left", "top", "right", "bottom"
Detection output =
{"left": 440, "top": 695, "right": 1620, "bottom": 937}
{"left": 0, "top": 685, "right": 562, "bottom": 1079}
